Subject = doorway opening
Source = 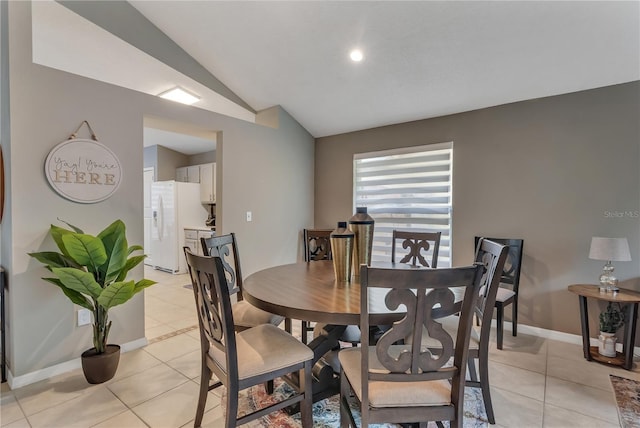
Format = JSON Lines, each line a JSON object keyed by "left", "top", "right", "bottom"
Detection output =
{"left": 142, "top": 116, "right": 217, "bottom": 342}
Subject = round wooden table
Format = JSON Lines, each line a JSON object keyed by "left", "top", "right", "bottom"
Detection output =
{"left": 243, "top": 260, "right": 450, "bottom": 404}
{"left": 243, "top": 260, "right": 436, "bottom": 325}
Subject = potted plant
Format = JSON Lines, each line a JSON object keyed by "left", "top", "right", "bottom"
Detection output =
{"left": 598, "top": 302, "right": 624, "bottom": 357}
{"left": 29, "top": 219, "right": 156, "bottom": 383}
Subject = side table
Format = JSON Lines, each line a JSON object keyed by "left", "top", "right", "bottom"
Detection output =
{"left": 568, "top": 284, "right": 640, "bottom": 370}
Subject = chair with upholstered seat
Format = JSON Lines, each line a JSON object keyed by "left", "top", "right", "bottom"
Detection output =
{"left": 392, "top": 230, "right": 441, "bottom": 267}
{"left": 474, "top": 236, "right": 524, "bottom": 350}
{"left": 184, "top": 248, "right": 314, "bottom": 428}
{"left": 201, "top": 233, "right": 286, "bottom": 332}
{"left": 338, "top": 263, "right": 484, "bottom": 428}
{"left": 431, "top": 238, "right": 508, "bottom": 424}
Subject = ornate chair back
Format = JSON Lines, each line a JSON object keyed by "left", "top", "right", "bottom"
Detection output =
{"left": 303, "top": 229, "right": 333, "bottom": 261}
{"left": 391, "top": 230, "right": 442, "bottom": 267}
{"left": 339, "top": 263, "right": 484, "bottom": 427}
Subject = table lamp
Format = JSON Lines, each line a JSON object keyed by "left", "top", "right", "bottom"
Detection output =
{"left": 588, "top": 237, "right": 631, "bottom": 292}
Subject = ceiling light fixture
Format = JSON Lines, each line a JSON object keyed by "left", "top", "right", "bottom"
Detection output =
{"left": 350, "top": 49, "right": 364, "bottom": 62}
{"left": 158, "top": 87, "right": 200, "bottom": 105}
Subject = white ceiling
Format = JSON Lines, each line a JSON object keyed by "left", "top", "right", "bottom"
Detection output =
{"left": 143, "top": 127, "right": 216, "bottom": 156}
{"left": 129, "top": 1, "right": 640, "bottom": 138}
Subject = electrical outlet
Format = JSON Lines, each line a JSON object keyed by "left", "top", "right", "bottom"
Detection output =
{"left": 246, "top": 211, "right": 252, "bottom": 222}
{"left": 77, "top": 308, "right": 92, "bottom": 326}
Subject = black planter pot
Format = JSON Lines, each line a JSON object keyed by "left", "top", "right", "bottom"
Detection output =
{"left": 81, "top": 344, "right": 120, "bottom": 384}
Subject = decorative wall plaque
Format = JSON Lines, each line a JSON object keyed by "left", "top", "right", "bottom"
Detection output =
{"left": 45, "top": 122, "right": 122, "bottom": 203}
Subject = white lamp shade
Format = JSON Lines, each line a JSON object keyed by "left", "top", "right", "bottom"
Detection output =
{"left": 589, "top": 237, "right": 632, "bottom": 261}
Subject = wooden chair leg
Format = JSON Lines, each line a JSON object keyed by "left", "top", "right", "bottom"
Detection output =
{"left": 512, "top": 300, "right": 518, "bottom": 337}
{"left": 265, "top": 379, "right": 274, "bottom": 394}
{"left": 301, "top": 320, "right": 308, "bottom": 345}
{"left": 496, "top": 304, "right": 504, "bottom": 350}
{"left": 340, "top": 370, "right": 350, "bottom": 428}
{"left": 285, "top": 318, "right": 292, "bottom": 334}
{"left": 194, "top": 364, "right": 211, "bottom": 427}
{"left": 299, "top": 362, "right": 313, "bottom": 428}
{"left": 479, "top": 348, "right": 496, "bottom": 424}
{"left": 225, "top": 384, "right": 239, "bottom": 428}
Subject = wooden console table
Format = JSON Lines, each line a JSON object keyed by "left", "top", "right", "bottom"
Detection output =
{"left": 568, "top": 284, "right": 640, "bottom": 370}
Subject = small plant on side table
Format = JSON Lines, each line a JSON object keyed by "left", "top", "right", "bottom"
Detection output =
{"left": 598, "top": 302, "right": 624, "bottom": 357}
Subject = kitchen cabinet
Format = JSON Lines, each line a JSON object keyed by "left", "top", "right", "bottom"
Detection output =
{"left": 184, "top": 227, "right": 215, "bottom": 256}
{"left": 200, "top": 163, "right": 216, "bottom": 203}
{"left": 176, "top": 165, "right": 200, "bottom": 183}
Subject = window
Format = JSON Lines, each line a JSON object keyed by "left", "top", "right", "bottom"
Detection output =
{"left": 353, "top": 142, "right": 453, "bottom": 267}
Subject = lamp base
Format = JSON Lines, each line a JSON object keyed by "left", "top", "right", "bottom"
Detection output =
{"left": 598, "top": 261, "right": 619, "bottom": 293}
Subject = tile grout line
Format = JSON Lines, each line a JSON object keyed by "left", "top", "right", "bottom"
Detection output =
{"left": 148, "top": 325, "right": 199, "bottom": 344}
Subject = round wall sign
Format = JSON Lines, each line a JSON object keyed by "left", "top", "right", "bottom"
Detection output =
{"left": 45, "top": 138, "right": 122, "bottom": 203}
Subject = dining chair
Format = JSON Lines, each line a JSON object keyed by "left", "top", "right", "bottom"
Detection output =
{"left": 474, "top": 236, "right": 524, "bottom": 350}
{"left": 391, "top": 230, "right": 442, "bottom": 267}
{"left": 184, "top": 248, "right": 314, "bottom": 428}
{"left": 429, "top": 238, "right": 508, "bottom": 424}
{"left": 300, "top": 228, "right": 334, "bottom": 344}
{"left": 201, "top": 233, "right": 286, "bottom": 332}
{"left": 303, "top": 228, "right": 333, "bottom": 261}
{"left": 338, "top": 263, "right": 484, "bottom": 428}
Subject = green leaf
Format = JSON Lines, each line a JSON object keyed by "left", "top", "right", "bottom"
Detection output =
{"left": 133, "top": 278, "right": 157, "bottom": 295}
{"left": 115, "top": 255, "right": 146, "bottom": 282}
{"left": 50, "top": 225, "right": 74, "bottom": 257}
{"left": 51, "top": 267, "right": 103, "bottom": 299}
{"left": 56, "top": 218, "right": 84, "bottom": 234}
{"left": 98, "top": 220, "right": 126, "bottom": 255}
{"left": 62, "top": 234, "right": 107, "bottom": 272}
{"left": 97, "top": 220, "right": 128, "bottom": 284}
{"left": 29, "top": 251, "right": 79, "bottom": 269}
{"left": 43, "top": 277, "right": 94, "bottom": 310}
{"left": 102, "top": 233, "right": 128, "bottom": 286}
{"left": 128, "top": 245, "right": 144, "bottom": 255}
{"left": 97, "top": 280, "right": 135, "bottom": 309}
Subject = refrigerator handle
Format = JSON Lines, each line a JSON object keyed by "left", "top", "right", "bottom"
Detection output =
{"left": 157, "top": 195, "right": 164, "bottom": 241}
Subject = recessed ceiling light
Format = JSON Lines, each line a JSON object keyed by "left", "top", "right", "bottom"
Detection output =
{"left": 350, "top": 49, "right": 364, "bottom": 62}
{"left": 158, "top": 87, "right": 200, "bottom": 105}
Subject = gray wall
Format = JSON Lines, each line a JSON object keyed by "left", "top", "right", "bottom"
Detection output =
{"left": 188, "top": 150, "right": 216, "bottom": 166}
{"left": 156, "top": 145, "right": 189, "bottom": 181}
{"left": 4, "top": 1, "right": 314, "bottom": 380}
{"left": 316, "top": 82, "right": 640, "bottom": 339}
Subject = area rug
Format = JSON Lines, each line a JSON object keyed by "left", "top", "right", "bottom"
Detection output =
{"left": 223, "top": 379, "right": 488, "bottom": 427}
{"left": 610, "top": 374, "right": 640, "bottom": 428}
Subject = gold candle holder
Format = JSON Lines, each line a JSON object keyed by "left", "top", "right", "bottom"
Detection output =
{"left": 330, "top": 221, "right": 354, "bottom": 282}
{"left": 348, "top": 207, "right": 374, "bottom": 278}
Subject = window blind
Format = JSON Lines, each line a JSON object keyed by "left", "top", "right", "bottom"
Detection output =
{"left": 353, "top": 142, "right": 453, "bottom": 267}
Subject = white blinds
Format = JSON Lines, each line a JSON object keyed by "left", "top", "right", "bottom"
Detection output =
{"left": 353, "top": 142, "right": 453, "bottom": 267}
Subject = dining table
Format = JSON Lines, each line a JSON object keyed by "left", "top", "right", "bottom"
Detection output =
{"left": 243, "top": 260, "right": 464, "bottom": 404}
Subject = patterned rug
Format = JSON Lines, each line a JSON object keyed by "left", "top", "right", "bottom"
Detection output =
{"left": 223, "top": 379, "right": 488, "bottom": 427}
{"left": 610, "top": 374, "right": 640, "bottom": 428}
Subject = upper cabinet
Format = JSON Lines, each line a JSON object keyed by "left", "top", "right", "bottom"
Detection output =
{"left": 176, "top": 165, "right": 201, "bottom": 183}
{"left": 200, "top": 163, "right": 216, "bottom": 203}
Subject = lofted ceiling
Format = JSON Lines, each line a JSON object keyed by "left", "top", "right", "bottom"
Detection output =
{"left": 129, "top": 1, "right": 639, "bottom": 138}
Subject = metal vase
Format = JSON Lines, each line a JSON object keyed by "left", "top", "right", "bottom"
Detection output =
{"left": 348, "top": 207, "right": 374, "bottom": 278}
{"left": 330, "top": 222, "right": 354, "bottom": 282}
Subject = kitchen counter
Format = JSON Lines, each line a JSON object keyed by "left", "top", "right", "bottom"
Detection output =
{"left": 184, "top": 226, "right": 216, "bottom": 231}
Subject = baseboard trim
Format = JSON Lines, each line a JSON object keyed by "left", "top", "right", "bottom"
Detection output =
{"left": 495, "top": 320, "right": 640, "bottom": 355}
{"left": 7, "top": 337, "right": 148, "bottom": 390}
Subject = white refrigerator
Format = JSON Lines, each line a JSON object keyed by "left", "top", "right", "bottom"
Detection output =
{"left": 151, "top": 181, "right": 204, "bottom": 273}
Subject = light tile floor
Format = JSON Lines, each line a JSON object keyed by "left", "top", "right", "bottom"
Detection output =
{"left": 1, "top": 270, "right": 638, "bottom": 427}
